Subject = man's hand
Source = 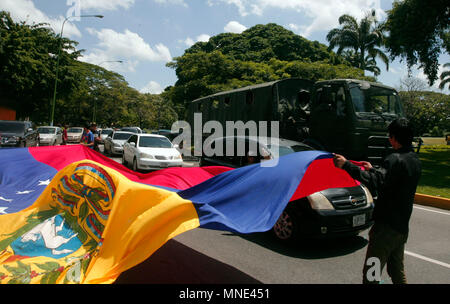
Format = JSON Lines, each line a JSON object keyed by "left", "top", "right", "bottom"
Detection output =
{"left": 360, "top": 161, "right": 373, "bottom": 171}
{"left": 333, "top": 153, "right": 347, "bottom": 169}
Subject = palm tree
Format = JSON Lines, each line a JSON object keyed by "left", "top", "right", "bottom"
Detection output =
{"left": 326, "top": 10, "right": 389, "bottom": 76}
{"left": 439, "top": 63, "right": 450, "bottom": 90}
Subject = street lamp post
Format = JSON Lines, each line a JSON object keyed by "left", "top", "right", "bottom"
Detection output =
{"left": 50, "top": 14, "right": 103, "bottom": 126}
{"left": 92, "top": 60, "right": 123, "bottom": 123}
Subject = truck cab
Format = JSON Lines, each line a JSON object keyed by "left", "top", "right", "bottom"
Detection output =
{"left": 308, "top": 79, "right": 405, "bottom": 165}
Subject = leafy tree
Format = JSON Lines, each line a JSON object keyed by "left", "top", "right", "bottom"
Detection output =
{"left": 400, "top": 88, "right": 450, "bottom": 135}
{"left": 326, "top": 11, "right": 389, "bottom": 76}
{"left": 384, "top": 0, "right": 450, "bottom": 86}
{"left": 186, "top": 23, "right": 346, "bottom": 65}
{"left": 0, "top": 11, "right": 82, "bottom": 122}
{"left": 439, "top": 63, "right": 450, "bottom": 90}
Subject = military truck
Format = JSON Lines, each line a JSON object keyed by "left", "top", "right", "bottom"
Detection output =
{"left": 187, "top": 78, "right": 417, "bottom": 165}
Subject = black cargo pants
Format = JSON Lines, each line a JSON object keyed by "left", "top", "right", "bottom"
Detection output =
{"left": 362, "top": 222, "right": 408, "bottom": 284}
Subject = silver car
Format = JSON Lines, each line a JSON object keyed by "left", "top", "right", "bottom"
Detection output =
{"left": 104, "top": 131, "right": 134, "bottom": 155}
{"left": 37, "top": 126, "right": 63, "bottom": 146}
{"left": 67, "top": 127, "right": 83, "bottom": 143}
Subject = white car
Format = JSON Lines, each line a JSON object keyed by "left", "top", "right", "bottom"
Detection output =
{"left": 122, "top": 134, "right": 183, "bottom": 171}
{"left": 66, "top": 127, "right": 83, "bottom": 143}
{"left": 37, "top": 126, "right": 63, "bottom": 146}
{"left": 104, "top": 131, "right": 134, "bottom": 155}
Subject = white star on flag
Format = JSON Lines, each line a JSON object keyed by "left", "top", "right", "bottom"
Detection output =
{"left": 16, "top": 190, "right": 35, "bottom": 195}
{"left": 0, "top": 207, "right": 8, "bottom": 214}
{"left": 0, "top": 196, "right": 12, "bottom": 203}
{"left": 38, "top": 179, "right": 51, "bottom": 186}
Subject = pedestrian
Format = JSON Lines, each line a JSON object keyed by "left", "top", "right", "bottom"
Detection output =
{"left": 62, "top": 124, "right": 68, "bottom": 145}
{"left": 81, "top": 124, "right": 94, "bottom": 149}
{"left": 90, "top": 123, "right": 102, "bottom": 152}
{"left": 333, "top": 118, "right": 421, "bottom": 284}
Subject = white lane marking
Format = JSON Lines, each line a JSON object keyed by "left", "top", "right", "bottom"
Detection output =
{"left": 405, "top": 251, "right": 450, "bottom": 269}
{"left": 413, "top": 205, "right": 450, "bottom": 216}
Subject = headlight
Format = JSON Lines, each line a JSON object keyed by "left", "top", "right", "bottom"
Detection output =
{"left": 360, "top": 185, "right": 374, "bottom": 205}
{"left": 139, "top": 153, "right": 154, "bottom": 159}
{"left": 307, "top": 192, "right": 335, "bottom": 210}
{"left": 113, "top": 142, "right": 121, "bottom": 147}
{"left": 174, "top": 154, "right": 182, "bottom": 160}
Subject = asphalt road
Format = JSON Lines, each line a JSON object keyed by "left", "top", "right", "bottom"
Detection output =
{"left": 100, "top": 146, "right": 450, "bottom": 284}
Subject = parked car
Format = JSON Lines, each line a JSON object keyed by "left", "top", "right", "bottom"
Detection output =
{"left": 152, "top": 129, "right": 180, "bottom": 141}
{"left": 104, "top": 131, "right": 134, "bottom": 155}
{"left": 122, "top": 134, "right": 183, "bottom": 171}
{"left": 37, "top": 126, "right": 63, "bottom": 146}
{"left": 0, "top": 120, "right": 39, "bottom": 147}
{"left": 121, "top": 127, "right": 143, "bottom": 134}
{"left": 66, "top": 127, "right": 84, "bottom": 143}
{"left": 200, "top": 136, "right": 374, "bottom": 242}
{"left": 99, "top": 128, "right": 114, "bottom": 144}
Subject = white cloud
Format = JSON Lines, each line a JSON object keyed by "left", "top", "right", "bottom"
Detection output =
{"left": 81, "top": 28, "right": 172, "bottom": 72}
{"left": 154, "top": 0, "right": 188, "bottom": 7}
{"left": 197, "top": 34, "right": 211, "bottom": 42}
{"left": 181, "top": 34, "right": 211, "bottom": 47}
{"left": 0, "top": 0, "right": 82, "bottom": 37}
{"left": 78, "top": 0, "right": 135, "bottom": 11}
{"left": 288, "top": 23, "right": 299, "bottom": 32}
{"left": 214, "top": 0, "right": 385, "bottom": 37}
{"left": 224, "top": 21, "right": 247, "bottom": 33}
{"left": 183, "top": 37, "right": 195, "bottom": 46}
{"left": 140, "top": 81, "right": 164, "bottom": 94}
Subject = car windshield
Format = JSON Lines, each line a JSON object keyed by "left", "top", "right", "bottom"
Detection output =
{"left": 0, "top": 122, "right": 26, "bottom": 133}
{"left": 101, "top": 129, "right": 113, "bottom": 135}
{"left": 349, "top": 85, "right": 403, "bottom": 117}
{"left": 113, "top": 133, "right": 133, "bottom": 140}
{"left": 266, "top": 145, "right": 294, "bottom": 157}
{"left": 267, "top": 144, "right": 313, "bottom": 157}
{"left": 68, "top": 128, "right": 82, "bottom": 133}
{"left": 139, "top": 136, "right": 172, "bottom": 148}
{"left": 37, "top": 127, "right": 56, "bottom": 134}
{"left": 122, "top": 127, "right": 139, "bottom": 133}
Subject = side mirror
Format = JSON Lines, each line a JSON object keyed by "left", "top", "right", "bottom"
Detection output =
{"left": 130, "top": 142, "right": 136, "bottom": 147}
{"left": 173, "top": 144, "right": 179, "bottom": 149}
{"left": 27, "top": 128, "right": 33, "bottom": 132}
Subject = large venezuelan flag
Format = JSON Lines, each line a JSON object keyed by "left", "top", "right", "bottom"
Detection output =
{"left": 0, "top": 145, "right": 358, "bottom": 284}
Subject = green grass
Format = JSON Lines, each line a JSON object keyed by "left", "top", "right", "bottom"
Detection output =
{"left": 421, "top": 137, "right": 446, "bottom": 146}
{"left": 416, "top": 145, "right": 450, "bottom": 198}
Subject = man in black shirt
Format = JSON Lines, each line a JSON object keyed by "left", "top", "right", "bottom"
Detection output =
{"left": 333, "top": 118, "right": 421, "bottom": 284}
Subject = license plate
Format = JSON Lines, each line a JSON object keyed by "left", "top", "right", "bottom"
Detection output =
{"left": 353, "top": 214, "right": 366, "bottom": 227}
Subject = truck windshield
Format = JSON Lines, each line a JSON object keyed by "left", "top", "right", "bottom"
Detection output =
{"left": 349, "top": 85, "right": 403, "bottom": 118}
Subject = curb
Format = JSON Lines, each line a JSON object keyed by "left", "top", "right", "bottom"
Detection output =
{"left": 414, "top": 193, "right": 450, "bottom": 211}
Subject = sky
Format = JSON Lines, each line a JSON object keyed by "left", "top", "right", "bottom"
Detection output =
{"left": 1, "top": 0, "right": 449, "bottom": 95}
